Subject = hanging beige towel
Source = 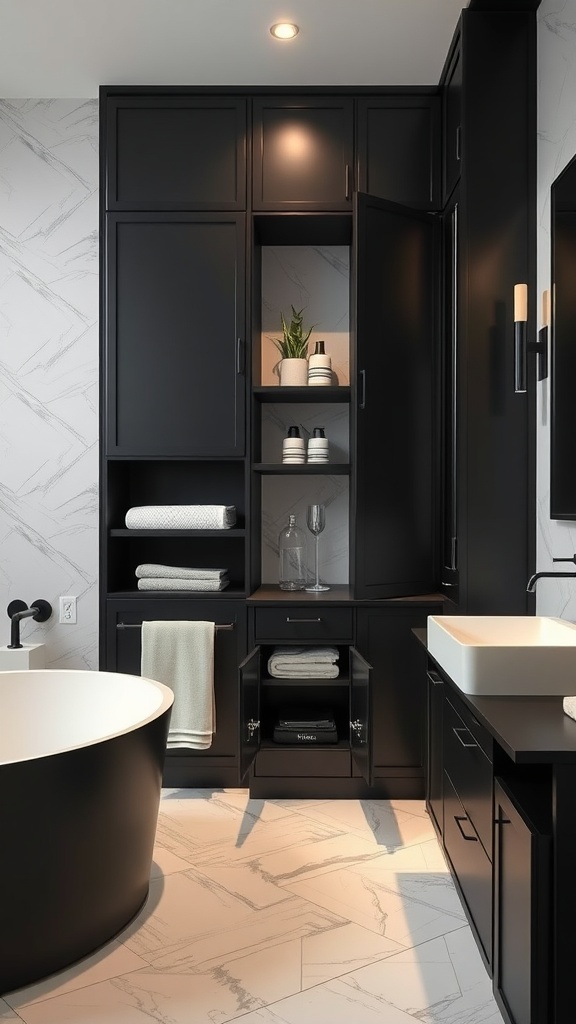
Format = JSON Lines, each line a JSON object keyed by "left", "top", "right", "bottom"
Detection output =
{"left": 141, "top": 620, "right": 215, "bottom": 750}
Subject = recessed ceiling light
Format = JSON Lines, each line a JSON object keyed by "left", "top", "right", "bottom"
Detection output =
{"left": 270, "top": 23, "right": 299, "bottom": 40}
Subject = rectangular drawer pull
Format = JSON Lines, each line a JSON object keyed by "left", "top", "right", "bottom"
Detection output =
{"left": 452, "top": 726, "right": 477, "bottom": 748}
{"left": 454, "top": 815, "right": 478, "bottom": 841}
{"left": 285, "top": 616, "right": 322, "bottom": 623}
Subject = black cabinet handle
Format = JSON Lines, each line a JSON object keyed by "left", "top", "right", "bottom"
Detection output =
{"left": 286, "top": 616, "right": 322, "bottom": 623}
{"left": 345, "top": 164, "right": 351, "bottom": 200}
{"left": 359, "top": 369, "right": 366, "bottom": 410}
{"left": 452, "top": 726, "right": 477, "bottom": 748}
{"left": 427, "top": 670, "right": 444, "bottom": 686}
{"left": 456, "top": 125, "right": 461, "bottom": 162}
{"left": 236, "top": 337, "right": 244, "bottom": 375}
{"left": 454, "top": 815, "right": 478, "bottom": 841}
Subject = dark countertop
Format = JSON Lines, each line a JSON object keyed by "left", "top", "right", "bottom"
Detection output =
{"left": 248, "top": 586, "right": 446, "bottom": 605}
{"left": 413, "top": 626, "right": 576, "bottom": 764}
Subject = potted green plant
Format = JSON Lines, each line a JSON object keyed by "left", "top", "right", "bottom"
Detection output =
{"left": 270, "top": 305, "right": 314, "bottom": 386}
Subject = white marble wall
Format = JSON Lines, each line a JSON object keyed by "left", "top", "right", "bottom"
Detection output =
{"left": 0, "top": 99, "right": 99, "bottom": 667}
{"left": 537, "top": 4, "right": 576, "bottom": 617}
{"left": 260, "top": 246, "right": 350, "bottom": 584}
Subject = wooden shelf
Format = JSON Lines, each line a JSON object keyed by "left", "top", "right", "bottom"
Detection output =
{"left": 109, "top": 529, "right": 246, "bottom": 538}
{"left": 253, "top": 463, "right": 349, "bottom": 475}
{"left": 253, "top": 386, "right": 350, "bottom": 403}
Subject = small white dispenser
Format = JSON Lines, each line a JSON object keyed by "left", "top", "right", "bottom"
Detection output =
{"left": 308, "top": 340, "right": 332, "bottom": 386}
{"left": 282, "top": 425, "right": 306, "bottom": 464}
{"left": 307, "top": 427, "right": 329, "bottom": 463}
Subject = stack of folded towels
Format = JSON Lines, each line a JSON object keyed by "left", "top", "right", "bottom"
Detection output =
{"left": 267, "top": 646, "right": 339, "bottom": 679}
{"left": 125, "top": 505, "right": 237, "bottom": 530}
{"left": 135, "top": 564, "right": 230, "bottom": 592}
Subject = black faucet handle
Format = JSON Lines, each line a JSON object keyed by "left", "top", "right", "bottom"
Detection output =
{"left": 553, "top": 554, "right": 576, "bottom": 564}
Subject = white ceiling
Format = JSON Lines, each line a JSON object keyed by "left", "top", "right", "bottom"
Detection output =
{"left": 0, "top": 0, "right": 467, "bottom": 97}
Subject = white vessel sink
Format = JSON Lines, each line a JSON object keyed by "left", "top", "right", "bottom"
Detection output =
{"left": 427, "top": 615, "right": 576, "bottom": 695}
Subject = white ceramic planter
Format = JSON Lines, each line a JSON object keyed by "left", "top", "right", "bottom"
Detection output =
{"left": 280, "top": 358, "right": 308, "bottom": 386}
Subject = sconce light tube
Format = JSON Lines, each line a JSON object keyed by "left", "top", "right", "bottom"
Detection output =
{"left": 514, "top": 283, "right": 528, "bottom": 394}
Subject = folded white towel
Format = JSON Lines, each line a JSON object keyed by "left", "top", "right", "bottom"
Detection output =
{"left": 141, "top": 620, "right": 215, "bottom": 750}
{"left": 125, "top": 505, "right": 237, "bottom": 530}
{"left": 138, "top": 577, "right": 229, "bottom": 592}
{"left": 563, "top": 696, "right": 576, "bottom": 722}
{"left": 135, "top": 564, "right": 229, "bottom": 580}
{"left": 268, "top": 646, "right": 340, "bottom": 679}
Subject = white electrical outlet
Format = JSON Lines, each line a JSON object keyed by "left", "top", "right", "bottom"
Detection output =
{"left": 59, "top": 596, "right": 77, "bottom": 624}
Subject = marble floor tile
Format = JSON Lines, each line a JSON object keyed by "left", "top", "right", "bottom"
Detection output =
{"left": 301, "top": 921, "right": 404, "bottom": 988}
{"left": 150, "top": 844, "right": 193, "bottom": 878}
{"left": 347, "top": 858, "right": 464, "bottom": 918}
{"left": 189, "top": 816, "right": 344, "bottom": 868}
{"left": 160, "top": 788, "right": 294, "bottom": 830}
{"left": 286, "top": 865, "right": 465, "bottom": 944}
{"left": 120, "top": 868, "right": 258, "bottom": 957}
{"left": 291, "top": 799, "right": 437, "bottom": 850}
{"left": 141, "top": 898, "right": 347, "bottom": 973}
{"left": 5, "top": 941, "right": 148, "bottom": 1010}
{"left": 255, "top": 831, "right": 385, "bottom": 887}
{"left": 0, "top": 1000, "right": 23, "bottom": 1021}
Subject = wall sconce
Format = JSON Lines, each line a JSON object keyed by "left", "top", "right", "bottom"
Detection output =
{"left": 514, "top": 283, "right": 527, "bottom": 393}
{"left": 513, "top": 284, "right": 549, "bottom": 393}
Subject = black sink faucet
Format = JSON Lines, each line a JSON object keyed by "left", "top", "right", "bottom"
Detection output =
{"left": 526, "top": 555, "right": 576, "bottom": 593}
{"left": 6, "top": 600, "right": 52, "bottom": 649}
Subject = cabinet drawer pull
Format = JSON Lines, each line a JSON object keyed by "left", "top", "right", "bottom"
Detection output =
{"left": 285, "top": 616, "right": 322, "bottom": 623}
{"left": 454, "top": 815, "right": 478, "bottom": 841}
{"left": 427, "top": 670, "right": 444, "bottom": 686}
{"left": 359, "top": 369, "right": 366, "bottom": 410}
{"left": 452, "top": 726, "right": 477, "bottom": 748}
{"left": 456, "top": 125, "right": 461, "bottom": 162}
{"left": 236, "top": 337, "right": 244, "bottom": 375}
{"left": 345, "top": 163, "right": 351, "bottom": 200}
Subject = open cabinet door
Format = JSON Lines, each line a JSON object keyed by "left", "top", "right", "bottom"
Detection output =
{"left": 350, "top": 646, "right": 373, "bottom": 786}
{"left": 238, "top": 647, "right": 260, "bottom": 783}
{"left": 352, "top": 192, "right": 438, "bottom": 599}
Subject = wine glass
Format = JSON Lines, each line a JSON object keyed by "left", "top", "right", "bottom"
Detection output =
{"left": 305, "top": 504, "right": 330, "bottom": 592}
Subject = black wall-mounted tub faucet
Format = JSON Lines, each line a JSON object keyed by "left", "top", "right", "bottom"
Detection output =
{"left": 6, "top": 600, "right": 52, "bottom": 649}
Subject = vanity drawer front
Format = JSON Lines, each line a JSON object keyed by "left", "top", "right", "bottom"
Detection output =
{"left": 254, "top": 607, "right": 353, "bottom": 642}
{"left": 443, "top": 771, "right": 492, "bottom": 967}
{"left": 255, "top": 747, "right": 351, "bottom": 777}
{"left": 444, "top": 696, "right": 493, "bottom": 858}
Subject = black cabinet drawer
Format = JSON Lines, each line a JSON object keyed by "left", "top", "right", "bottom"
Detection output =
{"left": 443, "top": 771, "right": 492, "bottom": 967}
{"left": 443, "top": 696, "right": 493, "bottom": 858}
{"left": 255, "top": 746, "right": 351, "bottom": 777}
{"left": 254, "top": 607, "right": 353, "bottom": 642}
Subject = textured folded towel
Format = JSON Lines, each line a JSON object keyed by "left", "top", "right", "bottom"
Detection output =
{"left": 141, "top": 620, "right": 215, "bottom": 750}
{"left": 135, "top": 564, "right": 229, "bottom": 580}
{"left": 268, "top": 646, "right": 340, "bottom": 679}
{"left": 563, "top": 696, "right": 576, "bottom": 721}
{"left": 125, "top": 505, "right": 237, "bottom": 530}
{"left": 138, "top": 577, "right": 229, "bottom": 592}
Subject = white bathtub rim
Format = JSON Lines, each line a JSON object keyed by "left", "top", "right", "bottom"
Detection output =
{"left": 0, "top": 669, "right": 174, "bottom": 766}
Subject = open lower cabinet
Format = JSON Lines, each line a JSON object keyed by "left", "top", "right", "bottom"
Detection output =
{"left": 239, "top": 644, "right": 373, "bottom": 794}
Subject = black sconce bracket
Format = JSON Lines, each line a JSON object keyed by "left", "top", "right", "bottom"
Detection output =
{"left": 515, "top": 323, "right": 548, "bottom": 393}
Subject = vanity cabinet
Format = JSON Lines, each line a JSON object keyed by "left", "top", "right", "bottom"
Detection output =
{"left": 426, "top": 668, "right": 444, "bottom": 835}
{"left": 493, "top": 778, "right": 551, "bottom": 1024}
{"left": 106, "top": 598, "right": 247, "bottom": 787}
{"left": 104, "top": 212, "right": 246, "bottom": 457}
{"left": 252, "top": 97, "right": 354, "bottom": 210}
{"left": 105, "top": 96, "right": 247, "bottom": 210}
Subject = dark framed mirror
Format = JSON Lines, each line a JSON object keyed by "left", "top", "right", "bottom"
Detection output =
{"left": 551, "top": 154, "right": 576, "bottom": 519}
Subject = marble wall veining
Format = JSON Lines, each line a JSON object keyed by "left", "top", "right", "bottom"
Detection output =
{"left": 537, "top": 3, "right": 576, "bottom": 618}
{"left": 0, "top": 99, "right": 99, "bottom": 667}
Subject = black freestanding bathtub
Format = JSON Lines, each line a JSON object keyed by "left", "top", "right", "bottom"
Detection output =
{"left": 0, "top": 669, "right": 173, "bottom": 994}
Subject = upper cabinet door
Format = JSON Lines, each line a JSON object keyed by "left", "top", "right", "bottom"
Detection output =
{"left": 105, "top": 212, "right": 246, "bottom": 457}
{"left": 252, "top": 97, "right": 354, "bottom": 210}
{"left": 442, "top": 43, "right": 462, "bottom": 204}
{"left": 356, "top": 97, "right": 440, "bottom": 211}
{"left": 352, "top": 193, "right": 437, "bottom": 599}
{"left": 106, "top": 97, "right": 247, "bottom": 211}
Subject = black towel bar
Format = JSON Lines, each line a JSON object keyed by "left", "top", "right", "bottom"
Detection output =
{"left": 116, "top": 622, "right": 234, "bottom": 631}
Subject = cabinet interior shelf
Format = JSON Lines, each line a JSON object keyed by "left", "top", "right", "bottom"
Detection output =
{"left": 261, "top": 676, "right": 349, "bottom": 687}
{"left": 253, "top": 386, "right": 350, "bottom": 403}
{"left": 253, "top": 464, "right": 349, "bottom": 475}
{"left": 109, "top": 529, "right": 246, "bottom": 538}
{"left": 107, "top": 589, "right": 247, "bottom": 599}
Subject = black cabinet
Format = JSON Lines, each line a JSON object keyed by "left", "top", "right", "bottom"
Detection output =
{"left": 105, "top": 96, "right": 247, "bottom": 211}
{"left": 105, "top": 212, "right": 246, "bottom": 457}
{"left": 356, "top": 606, "right": 436, "bottom": 795}
{"left": 443, "top": 770, "right": 492, "bottom": 967}
{"left": 493, "top": 778, "right": 551, "bottom": 1024}
{"left": 353, "top": 193, "right": 437, "bottom": 599}
{"left": 106, "top": 598, "right": 247, "bottom": 785}
{"left": 356, "top": 96, "right": 440, "bottom": 210}
{"left": 441, "top": 42, "right": 461, "bottom": 204}
{"left": 252, "top": 97, "right": 354, "bottom": 210}
{"left": 439, "top": 189, "right": 459, "bottom": 597}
